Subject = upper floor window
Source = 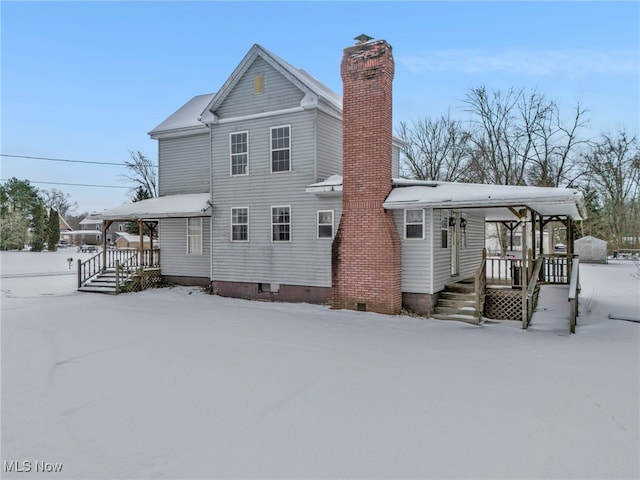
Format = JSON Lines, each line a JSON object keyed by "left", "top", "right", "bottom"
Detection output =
{"left": 187, "top": 217, "right": 202, "bottom": 255}
{"left": 231, "top": 207, "right": 249, "bottom": 242}
{"left": 317, "top": 210, "right": 334, "bottom": 239}
{"left": 405, "top": 209, "right": 424, "bottom": 239}
{"left": 271, "top": 206, "right": 291, "bottom": 242}
{"left": 230, "top": 131, "right": 249, "bottom": 176}
{"left": 271, "top": 125, "right": 290, "bottom": 173}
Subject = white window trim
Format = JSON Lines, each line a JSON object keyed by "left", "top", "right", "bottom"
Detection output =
{"left": 229, "top": 130, "right": 249, "bottom": 176}
{"left": 317, "top": 209, "right": 334, "bottom": 239}
{"left": 404, "top": 209, "right": 425, "bottom": 240}
{"left": 270, "top": 124, "right": 291, "bottom": 174}
{"left": 441, "top": 210, "right": 449, "bottom": 249}
{"left": 230, "top": 206, "right": 249, "bottom": 242}
{"left": 186, "top": 217, "right": 203, "bottom": 256}
{"left": 271, "top": 205, "right": 292, "bottom": 243}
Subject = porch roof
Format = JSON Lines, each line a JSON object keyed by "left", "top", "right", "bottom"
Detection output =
{"left": 90, "top": 193, "right": 212, "bottom": 221}
{"left": 306, "top": 176, "right": 584, "bottom": 220}
{"left": 384, "top": 180, "right": 584, "bottom": 220}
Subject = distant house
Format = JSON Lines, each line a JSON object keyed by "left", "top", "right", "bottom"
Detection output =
{"left": 90, "top": 38, "right": 584, "bottom": 319}
{"left": 58, "top": 215, "right": 74, "bottom": 245}
{"left": 114, "top": 232, "right": 152, "bottom": 250}
{"left": 77, "top": 217, "right": 127, "bottom": 245}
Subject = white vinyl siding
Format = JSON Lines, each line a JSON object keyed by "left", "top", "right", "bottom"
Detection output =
{"left": 317, "top": 210, "right": 334, "bottom": 239}
{"left": 158, "top": 134, "right": 209, "bottom": 196}
{"left": 395, "top": 209, "right": 431, "bottom": 293}
{"left": 230, "top": 131, "right": 249, "bottom": 176}
{"left": 271, "top": 125, "right": 291, "bottom": 173}
{"left": 210, "top": 109, "right": 340, "bottom": 288}
{"left": 271, "top": 206, "right": 291, "bottom": 242}
{"left": 187, "top": 217, "right": 202, "bottom": 255}
{"left": 432, "top": 211, "right": 485, "bottom": 293}
{"left": 158, "top": 217, "right": 210, "bottom": 278}
{"left": 216, "top": 57, "right": 304, "bottom": 119}
{"left": 231, "top": 207, "right": 249, "bottom": 242}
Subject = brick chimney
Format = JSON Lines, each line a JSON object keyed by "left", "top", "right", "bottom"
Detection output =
{"left": 331, "top": 36, "right": 402, "bottom": 315}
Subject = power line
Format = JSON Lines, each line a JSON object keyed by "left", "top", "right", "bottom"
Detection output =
{"left": 1, "top": 153, "right": 125, "bottom": 166}
{"left": 0, "top": 179, "right": 131, "bottom": 189}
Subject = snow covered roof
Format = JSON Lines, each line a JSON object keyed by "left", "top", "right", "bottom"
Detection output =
{"left": 79, "top": 217, "right": 101, "bottom": 225}
{"left": 306, "top": 176, "right": 584, "bottom": 220}
{"left": 386, "top": 180, "right": 584, "bottom": 220}
{"left": 90, "top": 193, "right": 212, "bottom": 221}
{"left": 149, "top": 93, "right": 215, "bottom": 138}
{"left": 115, "top": 232, "right": 152, "bottom": 243}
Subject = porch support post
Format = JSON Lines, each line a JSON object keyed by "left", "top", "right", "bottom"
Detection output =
{"left": 102, "top": 220, "right": 113, "bottom": 271}
{"left": 530, "top": 211, "right": 537, "bottom": 260}
{"left": 138, "top": 220, "right": 144, "bottom": 269}
{"left": 520, "top": 209, "right": 528, "bottom": 329}
{"left": 567, "top": 218, "right": 574, "bottom": 282}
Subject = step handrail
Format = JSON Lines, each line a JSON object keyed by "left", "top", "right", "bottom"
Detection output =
{"left": 77, "top": 251, "right": 102, "bottom": 288}
{"left": 568, "top": 258, "right": 580, "bottom": 334}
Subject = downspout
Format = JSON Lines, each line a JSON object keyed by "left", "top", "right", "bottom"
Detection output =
{"left": 209, "top": 125, "right": 214, "bottom": 284}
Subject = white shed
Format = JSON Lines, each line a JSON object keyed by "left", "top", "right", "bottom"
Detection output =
{"left": 575, "top": 236, "right": 608, "bottom": 264}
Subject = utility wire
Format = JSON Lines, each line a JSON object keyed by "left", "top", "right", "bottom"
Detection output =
{"left": 0, "top": 179, "right": 131, "bottom": 189}
{"left": 1, "top": 153, "right": 125, "bottom": 166}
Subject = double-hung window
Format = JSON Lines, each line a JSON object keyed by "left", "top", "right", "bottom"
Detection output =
{"left": 230, "top": 131, "right": 248, "bottom": 176}
{"left": 270, "top": 125, "right": 290, "bottom": 172}
{"left": 271, "top": 206, "right": 291, "bottom": 242}
{"left": 317, "top": 210, "right": 334, "bottom": 239}
{"left": 441, "top": 210, "right": 449, "bottom": 248}
{"left": 231, "top": 207, "right": 249, "bottom": 242}
{"left": 405, "top": 209, "right": 424, "bottom": 239}
{"left": 187, "top": 217, "right": 203, "bottom": 255}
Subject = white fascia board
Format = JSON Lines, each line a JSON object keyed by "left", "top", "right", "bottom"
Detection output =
{"left": 212, "top": 107, "right": 304, "bottom": 125}
{"left": 149, "top": 125, "right": 209, "bottom": 140}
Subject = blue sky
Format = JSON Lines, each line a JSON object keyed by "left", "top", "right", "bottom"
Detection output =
{"left": 2, "top": 1, "right": 638, "bottom": 213}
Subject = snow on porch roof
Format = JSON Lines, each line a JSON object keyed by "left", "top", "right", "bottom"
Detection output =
{"left": 306, "top": 176, "right": 584, "bottom": 220}
{"left": 385, "top": 179, "right": 584, "bottom": 220}
{"left": 90, "top": 193, "right": 212, "bottom": 221}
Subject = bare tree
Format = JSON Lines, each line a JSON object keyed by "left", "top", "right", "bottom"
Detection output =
{"left": 397, "top": 113, "right": 473, "bottom": 182}
{"left": 42, "top": 188, "right": 78, "bottom": 218}
{"left": 122, "top": 151, "right": 158, "bottom": 199}
{"left": 464, "top": 86, "right": 588, "bottom": 188}
{"left": 582, "top": 131, "right": 639, "bottom": 250}
{"left": 464, "top": 86, "right": 526, "bottom": 185}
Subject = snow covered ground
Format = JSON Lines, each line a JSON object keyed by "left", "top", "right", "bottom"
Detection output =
{"left": 1, "top": 251, "right": 639, "bottom": 479}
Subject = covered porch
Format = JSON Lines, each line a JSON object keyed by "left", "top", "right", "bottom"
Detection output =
{"left": 78, "top": 193, "right": 211, "bottom": 294}
{"left": 385, "top": 180, "right": 585, "bottom": 332}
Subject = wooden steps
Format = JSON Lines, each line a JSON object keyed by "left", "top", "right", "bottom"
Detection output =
{"left": 78, "top": 269, "right": 132, "bottom": 295}
{"left": 432, "top": 279, "right": 480, "bottom": 324}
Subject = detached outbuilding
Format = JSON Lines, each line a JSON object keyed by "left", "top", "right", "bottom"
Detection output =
{"left": 575, "top": 236, "right": 608, "bottom": 264}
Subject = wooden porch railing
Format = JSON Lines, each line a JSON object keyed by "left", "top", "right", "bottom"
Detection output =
{"left": 568, "top": 258, "right": 580, "bottom": 334}
{"left": 475, "top": 249, "right": 487, "bottom": 322}
{"left": 485, "top": 253, "right": 576, "bottom": 287}
{"left": 78, "top": 248, "right": 161, "bottom": 288}
{"left": 524, "top": 256, "right": 544, "bottom": 328}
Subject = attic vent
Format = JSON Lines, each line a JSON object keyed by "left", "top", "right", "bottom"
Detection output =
{"left": 254, "top": 74, "right": 264, "bottom": 95}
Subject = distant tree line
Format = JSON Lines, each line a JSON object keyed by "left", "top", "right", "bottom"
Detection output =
{"left": 397, "top": 85, "right": 639, "bottom": 251}
{"left": 0, "top": 179, "right": 75, "bottom": 251}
